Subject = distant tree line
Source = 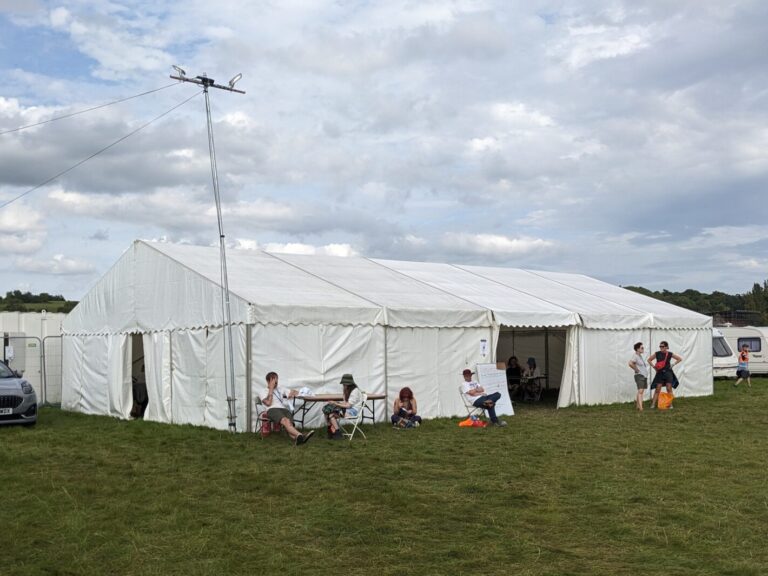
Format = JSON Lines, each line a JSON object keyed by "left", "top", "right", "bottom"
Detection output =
{"left": 0, "top": 291, "right": 78, "bottom": 313}
{"left": 625, "top": 279, "right": 768, "bottom": 325}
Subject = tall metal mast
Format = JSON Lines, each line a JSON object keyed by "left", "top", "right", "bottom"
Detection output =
{"left": 170, "top": 66, "right": 245, "bottom": 432}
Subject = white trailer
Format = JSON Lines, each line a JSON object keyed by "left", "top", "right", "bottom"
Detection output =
{"left": 718, "top": 326, "right": 768, "bottom": 375}
{"left": 712, "top": 328, "right": 737, "bottom": 378}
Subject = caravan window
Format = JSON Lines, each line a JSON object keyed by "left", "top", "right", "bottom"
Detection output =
{"left": 737, "top": 337, "right": 761, "bottom": 353}
{"left": 713, "top": 337, "right": 732, "bottom": 358}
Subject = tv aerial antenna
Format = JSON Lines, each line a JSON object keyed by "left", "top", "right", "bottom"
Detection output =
{"left": 171, "top": 65, "right": 245, "bottom": 433}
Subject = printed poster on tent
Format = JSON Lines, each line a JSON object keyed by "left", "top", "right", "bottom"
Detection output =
{"left": 475, "top": 363, "right": 514, "bottom": 416}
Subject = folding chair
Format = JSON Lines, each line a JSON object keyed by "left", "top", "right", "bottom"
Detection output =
{"left": 339, "top": 392, "right": 368, "bottom": 442}
{"left": 459, "top": 385, "right": 485, "bottom": 419}
{"left": 254, "top": 395, "right": 281, "bottom": 438}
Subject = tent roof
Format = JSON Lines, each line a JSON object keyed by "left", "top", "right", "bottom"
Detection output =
{"left": 373, "top": 259, "right": 579, "bottom": 328}
{"left": 63, "top": 240, "right": 711, "bottom": 334}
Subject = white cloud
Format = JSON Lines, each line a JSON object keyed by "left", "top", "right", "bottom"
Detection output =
{"left": 262, "top": 242, "right": 358, "bottom": 257}
{"left": 442, "top": 233, "right": 555, "bottom": 257}
{"left": 676, "top": 226, "right": 768, "bottom": 251}
{"left": 554, "top": 23, "right": 654, "bottom": 70}
{"left": 491, "top": 103, "right": 555, "bottom": 127}
{"left": 0, "top": 202, "right": 46, "bottom": 254}
{"left": 15, "top": 254, "right": 95, "bottom": 275}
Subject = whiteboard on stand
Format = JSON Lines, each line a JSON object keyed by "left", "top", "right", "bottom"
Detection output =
{"left": 475, "top": 363, "right": 514, "bottom": 416}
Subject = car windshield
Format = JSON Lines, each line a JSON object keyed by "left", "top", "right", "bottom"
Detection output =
{"left": 0, "top": 363, "right": 16, "bottom": 378}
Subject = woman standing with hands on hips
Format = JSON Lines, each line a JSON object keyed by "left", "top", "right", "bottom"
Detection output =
{"left": 648, "top": 341, "right": 683, "bottom": 409}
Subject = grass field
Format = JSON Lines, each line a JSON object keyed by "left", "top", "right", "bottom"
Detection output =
{"left": 3, "top": 380, "right": 768, "bottom": 576}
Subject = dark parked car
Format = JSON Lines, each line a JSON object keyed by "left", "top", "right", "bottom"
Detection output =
{"left": 0, "top": 362, "right": 37, "bottom": 426}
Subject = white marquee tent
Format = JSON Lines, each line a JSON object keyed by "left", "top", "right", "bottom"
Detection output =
{"left": 61, "top": 240, "right": 713, "bottom": 431}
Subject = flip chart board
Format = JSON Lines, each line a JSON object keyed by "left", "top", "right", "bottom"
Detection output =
{"left": 475, "top": 363, "right": 514, "bottom": 416}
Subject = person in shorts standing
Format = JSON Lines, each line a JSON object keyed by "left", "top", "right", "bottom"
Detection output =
{"left": 628, "top": 342, "right": 648, "bottom": 411}
{"left": 734, "top": 344, "right": 752, "bottom": 388}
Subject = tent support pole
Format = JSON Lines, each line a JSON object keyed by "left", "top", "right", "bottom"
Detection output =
{"left": 545, "top": 328, "right": 550, "bottom": 390}
{"left": 245, "top": 324, "right": 252, "bottom": 433}
{"left": 383, "top": 325, "right": 388, "bottom": 423}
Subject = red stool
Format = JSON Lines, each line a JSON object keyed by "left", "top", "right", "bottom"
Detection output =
{"left": 258, "top": 413, "right": 282, "bottom": 437}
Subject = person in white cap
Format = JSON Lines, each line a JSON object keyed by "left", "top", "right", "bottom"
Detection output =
{"left": 461, "top": 368, "right": 507, "bottom": 426}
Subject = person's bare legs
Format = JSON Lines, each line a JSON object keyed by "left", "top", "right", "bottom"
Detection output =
{"left": 280, "top": 417, "right": 302, "bottom": 441}
{"left": 636, "top": 388, "right": 644, "bottom": 411}
{"left": 651, "top": 385, "right": 661, "bottom": 408}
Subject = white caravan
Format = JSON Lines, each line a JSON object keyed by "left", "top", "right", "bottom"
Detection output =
{"left": 712, "top": 328, "right": 737, "bottom": 378}
{"left": 718, "top": 326, "right": 768, "bottom": 375}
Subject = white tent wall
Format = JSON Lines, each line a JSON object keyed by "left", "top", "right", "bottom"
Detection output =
{"left": 249, "top": 323, "right": 386, "bottom": 429}
{"left": 578, "top": 329, "right": 652, "bottom": 405}
{"left": 170, "top": 326, "right": 248, "bottom": 431}
{"left": 60, "top": 335, "right": 83, "bottom": 412}
{"left": 107, "top": 334, "right": 132, "bottom": 418}
{"left": 576, "top": 328, "right": 712, "bottom": 405}
{"left": 60, "top": 335, "right": 110, "bottom": 415}
{"left": 386, "top": 326, "right": 495, "bottom": 419}
{"left": 646, "top": 329, "right": 713, "bottom": 399}
{"left": 204, "top": 326, "right": 248, "bottom": 430}
{"left": 61, "top": 334, "right": 132, "bottom": 418}
{"left": 558, "top": 327, "right": 580, "bottom": 407}
{"left": 143, "top": 331, "right": 172, "bottom": 424}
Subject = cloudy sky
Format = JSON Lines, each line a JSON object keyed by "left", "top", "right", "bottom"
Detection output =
{"left": 1, "top": 1, "right": 766, "bottom": 300}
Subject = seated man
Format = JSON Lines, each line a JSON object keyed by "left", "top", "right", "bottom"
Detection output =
{"left": 262, "top": 371, "right": 314, "bottom": 446}
{"left": 461, "top": 368, "right": 507, "bottom": 427}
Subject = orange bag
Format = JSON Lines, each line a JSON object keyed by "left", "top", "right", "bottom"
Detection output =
{"left": 458, "top": 418, "right": 474, "bottom": 427}
{"left": 657, "top": 391, "right": 674, "bottom": 410}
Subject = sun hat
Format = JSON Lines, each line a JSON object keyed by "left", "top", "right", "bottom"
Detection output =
{"left": 340, "top": 373, "right": 356, "bottom": 386}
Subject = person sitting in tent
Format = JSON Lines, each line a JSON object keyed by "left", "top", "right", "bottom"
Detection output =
{"left": 391, "top": 386, "right": 422, "bottom": 428}
{"left": 647, "top": 342, "right": 683, "bottom": 409}
{"left": 262, "top": 371, "right": 314, "bottom": 446}
{"left": 521, "top": 357, "right": 542, "bottom": 401}
{"left": 130, "top": 364, "right": 148, "bottom": 419}
{"left": 323, "top": 373, "right": 364, "bottom": 440}
{"left": 461, "top": 369, "right": 507, "bottom": 426}
{"left": 506, "top": 356, "right": 522, "bottom": 400}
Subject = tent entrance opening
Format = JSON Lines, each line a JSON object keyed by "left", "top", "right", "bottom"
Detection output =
{"left": 496, "top": 327, "right": 566, "bottom": 405}
{"left": 130, "top": 334, "right": 148, "bottom": 418}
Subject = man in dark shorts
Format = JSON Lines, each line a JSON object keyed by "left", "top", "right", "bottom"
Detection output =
{"left": 628, "top": 342, "right": 648, "bottom": 411}
{"left": 647, "top": 341, "right": 683, "bottom": 409}
{"left": 262, "top": 371, "right": 314, "bottom": 445}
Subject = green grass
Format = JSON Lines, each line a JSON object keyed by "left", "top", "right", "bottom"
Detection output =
{"left": 3, "top": 380, "right": 768, "bottom": 576}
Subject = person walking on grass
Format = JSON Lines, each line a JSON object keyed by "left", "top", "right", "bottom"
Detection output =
{"left": 262, "top": 372, "right": 314, "bottom": 446}
{"left": 734, "top": 344, "right": 752, "bottom": 388}
{"left": 628, "top": 342, "right": 649, "bottom": 411}
{"left": 647, "top": 341, "right": 683, "bottom": 409}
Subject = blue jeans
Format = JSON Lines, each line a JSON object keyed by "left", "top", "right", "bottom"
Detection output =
{"left": 391, "top": 408, "right": 422, "bottom": 425}
{"left": 473, "top": 392, "right": 501, "bottom": 423}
